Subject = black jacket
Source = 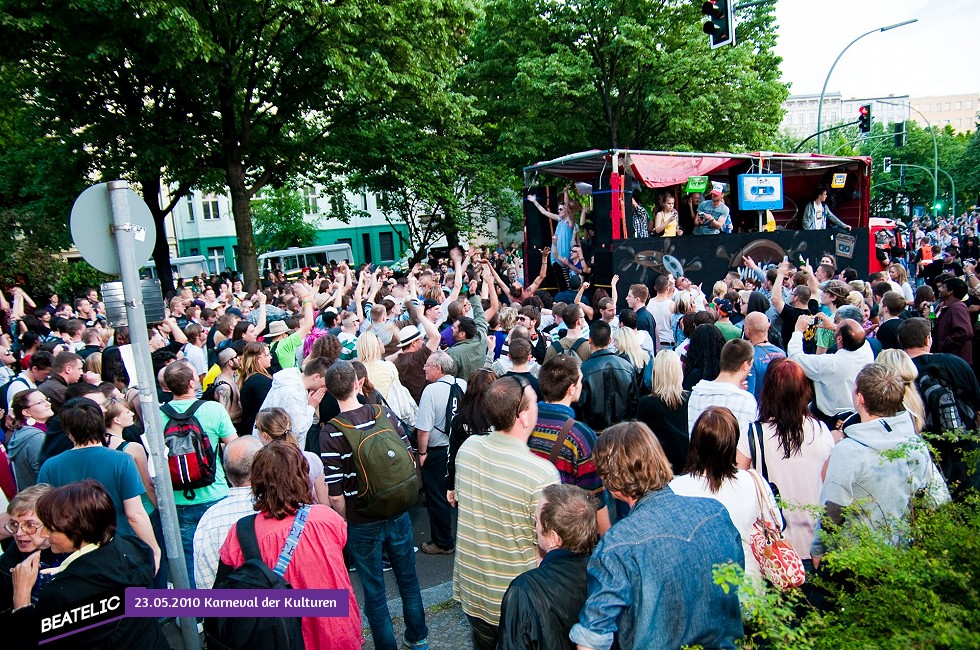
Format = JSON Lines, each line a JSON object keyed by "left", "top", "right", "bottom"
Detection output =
{"left": 9, "top": 535, "right": 167, "bottom": 650}
{"left": 577, "top": 349, "right": 639, "bottom": 431}
{"left": 0, "top": 545, "right": 69, "bottom": 613}
{"left": 498, "top": 550, "right": 590, "bottom": 650}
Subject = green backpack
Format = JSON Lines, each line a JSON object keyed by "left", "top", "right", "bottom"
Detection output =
{"left": 330, "top": 404, "right": 420, "bottom": 519}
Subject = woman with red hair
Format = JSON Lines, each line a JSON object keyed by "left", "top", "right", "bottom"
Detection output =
{"left": 736, "top": 357, "right": 835, "bottom": 571}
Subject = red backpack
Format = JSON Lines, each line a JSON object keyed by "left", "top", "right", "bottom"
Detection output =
{"left": 161, "top": 400, "right": 218, "bottom": 499}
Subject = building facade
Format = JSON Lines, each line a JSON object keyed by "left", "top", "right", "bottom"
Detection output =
{"left": 908, "top": 93, "right": 978, "bottom": 133}
{"left": 165, "top": 186, "right": 413, "bottom": 273}
{"left": 780, "top": 93, "right": 910, "bottom": 140}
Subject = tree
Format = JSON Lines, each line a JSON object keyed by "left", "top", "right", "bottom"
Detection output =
{"left": 151, "top": 0, "right": 478, "bottom": 291}
{"left": 461, "top": 0, "right": 789, "bottom": 172}
{"left": 251, "top": 187, "right": 319, "bottom": 255}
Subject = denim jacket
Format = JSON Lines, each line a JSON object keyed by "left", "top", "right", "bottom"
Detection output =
{"left": 569, "top": 486, "right": 744, "bottom": 650}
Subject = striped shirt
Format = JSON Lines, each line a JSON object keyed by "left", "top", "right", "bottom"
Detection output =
{"left": 338, "top": 332, "right": 357, "bottom": 361}
{"left": 454, "top": 431, "right": 560, "bottom": 625}
{"left": 192, "top": 487, "right": 256, "bottom": 590}
{"left": 528, "top": 402, "right": 603, "bottom": 499}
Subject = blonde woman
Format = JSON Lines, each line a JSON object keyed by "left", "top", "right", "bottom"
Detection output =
{"left": 876, "top": 349, "right": 927, "bottom": 432}
{"left": 613, "top": 327, "right": 652, "bottom": 392}
{"left": 239, "top": 341, "right": 274, "bottom": 437}
{"left": 635, "top": 350, "right": 689, "bottom": 473}
{"left": 255, "top": 407, "right": 330, "bottom": 504}
{"left": 104, "top": 401, "right": 158, "bottom": 513}
{"left": 889, "top": 264, "right": 914, "bottom": 303}
{"left": 356, "top": 331, "right": 401, "bottom": 398}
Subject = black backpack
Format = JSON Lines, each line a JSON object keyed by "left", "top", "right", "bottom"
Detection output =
{"left": 204, "top": 508, "right": 309, "bottom": 650}
{"left": 442, "top": 378, "right": 465, "bottom": 441}
{"left": 201, "top": 379, "right": 231, "bottom": 403}
{"left": 330, "top": 404, "right": 419, "bottom": 519}
{"left": 161, "top": 400, "right": 218, "bottom": 499}
{"left": 917, "top": 365, "right": 976, "bottom": 434}
{"left": 0, "top": 376, "right": 30, "bottom": 414}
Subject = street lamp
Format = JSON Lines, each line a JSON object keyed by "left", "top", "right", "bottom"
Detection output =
{"left": 816, "top": 19, "right": 918, "bottom": 154}
{"left": 878, "top": 99, "right": 938, "bottom": 215}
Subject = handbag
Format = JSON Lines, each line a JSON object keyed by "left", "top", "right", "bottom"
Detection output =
{"left": 747, "top": 421, "right": 786, "bottom": 529}
{"left": 748, "top": 469, "right": 805, "bottom": 590}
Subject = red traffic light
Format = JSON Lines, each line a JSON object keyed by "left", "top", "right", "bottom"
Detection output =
{"left": 702, "top": 1, "right": 723, "bottom": 19}
{"left": 859, "top": 106, "right": 869, "bottom": 117}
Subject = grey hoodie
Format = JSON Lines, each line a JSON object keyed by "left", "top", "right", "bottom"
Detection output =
{"left": 812, "top": 412, "right": 949, "bottom": 555}
{"left": 7, "top": 425, "right": 46, "bottom": 489}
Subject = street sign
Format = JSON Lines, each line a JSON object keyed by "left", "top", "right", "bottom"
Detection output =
{"left": 71, "top": 183, "right": 156, "bottom": 274}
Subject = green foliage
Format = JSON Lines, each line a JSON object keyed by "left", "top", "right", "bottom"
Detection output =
{"left": 52, "top": 261, "right": 117, "bottom": 303}
{"left": 731, "top": 496, "right": 980, "bottom": 649}
{"left": 251, "top": 187, "right": 319, "bottom": 255}
{"left": 461, "top": 0, "right": 789, "bottom": 171}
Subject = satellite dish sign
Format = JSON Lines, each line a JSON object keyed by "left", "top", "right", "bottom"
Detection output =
{"left": 70, "top": 183, "right": 156, "bottom": 274}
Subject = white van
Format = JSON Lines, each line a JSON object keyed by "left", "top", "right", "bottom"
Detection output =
{"left": 141, "top": 255, "right": 212, "bottom": 281}
{"left": 257, "top": 244, "right": 354, "bottom": 277}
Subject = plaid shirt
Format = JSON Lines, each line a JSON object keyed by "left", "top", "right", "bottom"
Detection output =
{"left": 633, "top": 205, "right": 651, "bottom": 238}
{"left": 192, "top": 487, "right": 256, "bottom": 589}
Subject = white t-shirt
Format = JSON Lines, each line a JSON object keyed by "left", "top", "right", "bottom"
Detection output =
{"left": 184, "top": 343, "right": 208, "bottom": 376}
{"left": 647, "top": 297, "right": 675, "bottom": 345}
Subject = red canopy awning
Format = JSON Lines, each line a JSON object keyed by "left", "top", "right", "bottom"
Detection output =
{"left": 628, "top": 153, "right": 741, "bottom": 188}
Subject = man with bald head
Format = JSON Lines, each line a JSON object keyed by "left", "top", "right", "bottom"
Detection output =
{"left": 788, "top": 316, "right": 874, "bottom": 427}
{"left": 743, "top": 312, "right": 785, "bottom": 399}
{"left": 193, "top": 435, "right": 264, "bottom": 589}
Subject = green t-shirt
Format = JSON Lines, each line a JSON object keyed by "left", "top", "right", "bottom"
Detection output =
{"left": 160, "top": 398, "right": 236, "bottom": 506}
{"left": 716, "top": 321, "right": 743, "bottom": 341}
{"left": 272, "top": 332, "right": 303, "bottom": 370}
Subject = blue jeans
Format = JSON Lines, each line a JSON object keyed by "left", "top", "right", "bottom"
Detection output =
{"left": 175, "top": 501, "right": 215, "bottom": 589}
{"left": 420, "top": 446, "right": 453, "bottom": 549}
{"left": 347, "top": 512, "right": 428, "bottom": 650}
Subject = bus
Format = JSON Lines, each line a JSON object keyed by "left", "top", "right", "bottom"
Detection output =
{"left": 257, "top": 244, "right": 355, "bottom": 277}
{"left": 141, "top": 255, "right": 212, "bottom": 281}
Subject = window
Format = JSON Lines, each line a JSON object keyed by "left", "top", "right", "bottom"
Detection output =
{"left": 966, "top": 101, "right": 974, "bottom": 109}
{"left": 379, "top": 231, "right": 395, "bottom": 261}
{"left": 337, "top": 238, "right": 353, "bottom": 248}
{"left": 362, "top": 233, "right": 373, "bottom": 264}
{"left": 955, "top": 101, "right": 962, "bottom": 110}
{"left": 208, "top": 247, "right": 226, "bottom": 271}
{"left": 202, "top": 193, "right": 220, "bottom": 220}
{"left": 190, "top": 248, "right": 199, "bottom": 255}
{"left": 943, "top": 103, "right": 950, "bottom": 111}
{"left": 304, "top": 186, "right": 318, "bottom": 214}
{"left": 187, "top": 200, "right": 195, "bottom": 222}
{"left": 923, "top": 104, "right": 931, "bottom": 111}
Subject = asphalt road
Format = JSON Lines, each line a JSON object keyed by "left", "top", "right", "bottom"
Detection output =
{"left": 348, "top": 500, "right": 456, "bottom": 604}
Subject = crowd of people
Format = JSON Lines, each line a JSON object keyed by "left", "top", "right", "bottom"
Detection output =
{"left": 0, "top": 206, "right": 978, "bottom": 648}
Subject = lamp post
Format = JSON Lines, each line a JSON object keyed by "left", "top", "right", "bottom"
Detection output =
{"left": 879, "top": 99, "right": 938, "bottom": 215}
{"left": 816, "top": 19, "right": 917, "bottom": 154}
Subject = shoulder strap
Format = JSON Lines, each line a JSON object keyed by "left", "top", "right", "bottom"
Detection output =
{"left": 569, "top": 338, "right": 587, "bottom": 354}
{"left": 235, "top": 514, "right": 262, "bottom": 562}
{"left": 273, "top": 505, "right": 311, "bottom": 577}
{"left": 551, "top": 339, "right": 566, "bottom": 354}
{"left": 748, "top": 421, "right": 758, "bottom": 468}
{"left": 161, "top": 402, "right": 178, "bottom": 419}
{"left": 549, "top": 417, "right": 576, "bottom": 465}
{"left": 753, "top": 422, "right": 770, "bottom": 481}
{"left": 747, "top": 469, "right": 777, "bottom": 526}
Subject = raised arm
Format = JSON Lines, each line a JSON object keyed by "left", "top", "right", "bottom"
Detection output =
{"left": 575, "top": 282, "right": 595, "bottom": 320}
{"left": 293, "top": 282, "right": 315, "bottom": 338}
{"left": 254, "top": 291, "right": 268, "bottom": 336}
{"left": 526, "top": 195, "right": 561, "bottom": 222}
{"left": 611, "top": 274, "right": 620, "bottom": 309}
{"left": 771, "top": 262, "right": 789, "bottom": 313}
{"left": 481, "top": 263, "right": 500, "bottom": 322}
{"left": 524, "top": 247, "right": 550, "bottom": 295}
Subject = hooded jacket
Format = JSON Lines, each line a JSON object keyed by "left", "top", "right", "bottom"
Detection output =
{"left": 7, "top": 425, "right": 45, "bottom": 489}
{"left": 10, "top": 535, "right": 167, "bottom": 650}
{"left": 813, "top": 412, "right": 950, "bottom": 555}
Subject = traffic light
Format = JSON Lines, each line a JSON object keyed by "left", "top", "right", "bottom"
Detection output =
{"left": 894, "top": 122, "right": 906, "bottom": 147}
{"left": 883, "top": 157, "right": 892, "bottom": 173}
{"left": 702, "top": 0, "right": 734, "bottom": 49}
{"left": 858, "top": 104, "right": 872, "bottom": 133}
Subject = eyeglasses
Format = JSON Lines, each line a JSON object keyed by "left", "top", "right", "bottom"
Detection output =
{"left": 27, "top": 396, "right": 51, "bottom": 408}
{"left": 507, "top": 374, "right": 530, "bottom": 421}
{"left": 4, "top": 520, "right": 41, "bottom": 535}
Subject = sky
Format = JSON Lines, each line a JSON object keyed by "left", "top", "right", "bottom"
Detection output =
{"left": 773, "top": 0, "right": 979, "bottom": 99}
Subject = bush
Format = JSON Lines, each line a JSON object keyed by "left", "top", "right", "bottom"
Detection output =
{"left": 724, "top": 495, "right": 980, "bottom": 649}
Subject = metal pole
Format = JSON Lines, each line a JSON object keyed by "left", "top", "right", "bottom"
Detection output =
{"left": 816, "top": 19, "right": 917, "bottom": 154}
{"left": 878, "top": 99, "right": 938, "bottom": 213}
{"left": 107, "top": 181, "right": 202, "bottom": 650}
{"left": 937, "top": 167, "right": 956, "bottom": 217}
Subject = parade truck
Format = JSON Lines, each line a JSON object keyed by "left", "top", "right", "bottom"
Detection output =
{"left": 522, "top": 149, "right": 877, "bottom": 299}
